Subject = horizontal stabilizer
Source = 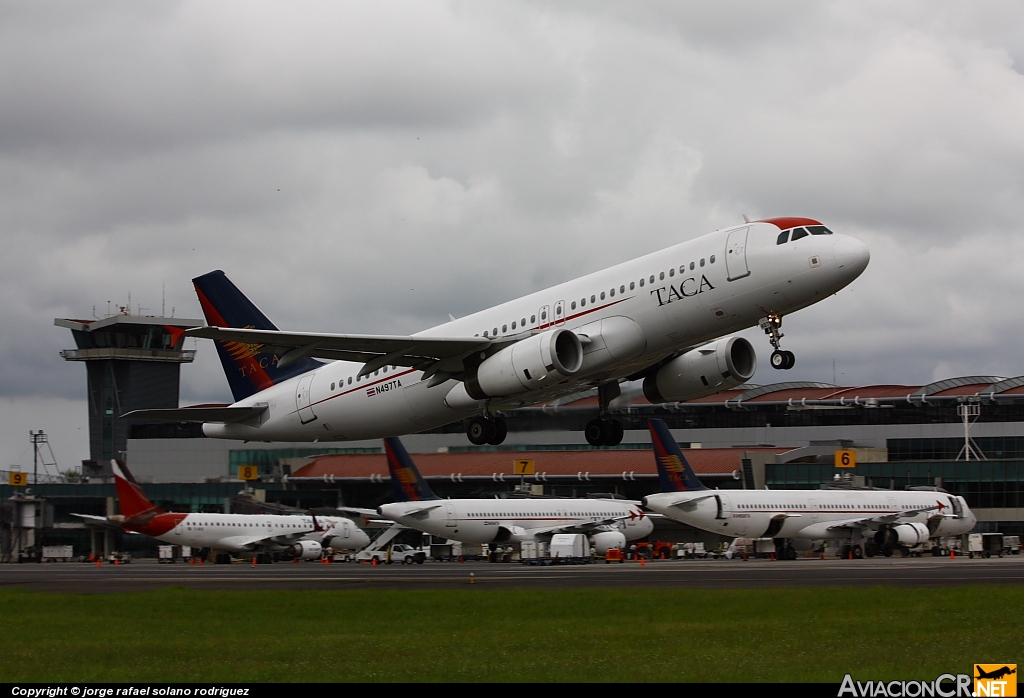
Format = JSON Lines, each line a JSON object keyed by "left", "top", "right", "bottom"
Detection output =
{"left": 119, "top": 405, "right": 268, "bottom": 423}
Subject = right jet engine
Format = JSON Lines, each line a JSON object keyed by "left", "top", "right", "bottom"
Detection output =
{"left": 643, "top": 337, "right": 757, "bottom": 404}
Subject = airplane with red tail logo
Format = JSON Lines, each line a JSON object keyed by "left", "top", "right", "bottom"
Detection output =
{"left": 123, "top": 217, "right": 869, "bottom": 447}
{"left": 73, "top": 461, "right": 371, "bottom": 562}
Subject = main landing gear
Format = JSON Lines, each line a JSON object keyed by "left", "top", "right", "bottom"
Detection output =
{"left": 761, "top": 314, "right": 795, "bottom": 370}
{"left": 585, "top": 382, "right": 625, "bottom": 447}
{"left": 466, "top": 414, "right": 507, "bottom": 446}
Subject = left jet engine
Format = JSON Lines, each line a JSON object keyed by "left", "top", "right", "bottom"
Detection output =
{"left": 288, "top": 540, "right": 323, "bottom": 560}
{"left": 591, "top": 531, "right": 627, "bottom": 556}
{"left": 454, "top": 328, "right": 584, "bottom": 402}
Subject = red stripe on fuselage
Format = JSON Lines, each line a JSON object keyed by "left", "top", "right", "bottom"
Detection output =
{"left": 125, "top": 512, "right": 188, "bottom": 537}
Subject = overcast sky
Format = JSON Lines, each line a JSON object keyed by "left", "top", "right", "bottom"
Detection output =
{"left": 2, "top": 1, "right": 1023, "bottom": 470}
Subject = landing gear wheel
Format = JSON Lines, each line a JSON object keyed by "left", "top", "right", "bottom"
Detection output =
{"left": 486, "top": 417, "right": 507, "bottom": 446}
{"left": 585, "top": 418, "right": 624, "bottom": 447}
{"left": 852, "top": 545, "right": 863, "bottom": 559}
{"left": 771, "top": 350, "right": 795, "bottom": 370}
{"left": 606, "top": 419, "right": 624, "bottom": 447}
{"left": 786, "top": 545, "right": 797, "bottom": 560}
{"left": 467, "top": 416, "right": 495, "bottom": 446}
{"left": 771, "top": 350, "right": 786, "bottom": 369}
{"left": 864, "top": 541, "right": 877, "bottom": 558}
{"left": 839, "top": 544, "right": 850, "bottom": 559}
{"left": 585, "top": 419, "right": 609, "bottom": 447}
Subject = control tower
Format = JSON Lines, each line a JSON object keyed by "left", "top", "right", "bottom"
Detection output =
{"left": 55, "top": 313, "right": 204, "bottom": 473}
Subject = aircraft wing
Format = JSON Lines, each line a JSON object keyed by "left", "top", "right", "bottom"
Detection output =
{"left": 391, "top": 504, "right": 443, "bottom": 520}
{"left": 186, "top": 326, "right": 491, "bottom": 373}
{"left": 815, "top": 505, "right": 941, "bottom": 533}
{"left": 330, "top": 507, "right": 379, "bottom": 519}
{"left": 118, "top": 405, "right": 268, "bottom": 423}
{"left": 219, "top": 529, "right": 316, "bottom": 552}
{"left": 658, "top": 493, "right": 718, "bottom": 512}
{"left": 523, "top": 513, "right": 647, "bottom": 537}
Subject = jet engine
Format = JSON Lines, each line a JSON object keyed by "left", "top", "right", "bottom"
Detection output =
{"left": 892, "top": 523, "right": 930, "bottom": 546}
{"left": 459, "top": 328, "right": 584, "bottom": 401}
{"left": 591, "top": 531, "right": 627, "bottom": 556}
{"left": 643, "top": 337, "right": 756, "bottom": 404}
{"left": 288, "top": 540, "right": 323, "bottom": 560}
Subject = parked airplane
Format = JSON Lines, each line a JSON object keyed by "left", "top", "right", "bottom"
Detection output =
{"left": 641, "top": 419, "right": 977, "bottom": 559}
{"left": 127, "top": 217, "right": 869, "bottom": 446}
{"left": 75, "top": 461, "right": 371, "bottom": 563}
{"left": 376, "top": 436, "right": 653, "bottom": 554}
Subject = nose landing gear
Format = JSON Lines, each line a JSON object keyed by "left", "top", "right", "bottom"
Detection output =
{"left": 761, "top": 315, "right": 795, "bottom": 370}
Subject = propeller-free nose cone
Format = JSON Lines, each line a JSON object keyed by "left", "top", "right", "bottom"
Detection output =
{"left": 833, "top": 236, "right": 870, "bottom": 277}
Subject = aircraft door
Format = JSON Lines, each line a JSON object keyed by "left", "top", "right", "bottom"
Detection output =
{"left": 295, "top": 373, "right": 317, "bottom": 424}
{"left": 809, "top": 499, "right": 818, "bottom": 522}
{"left": 444, "top": 502, "right": 456, "bottom": 527}
{"left": 554, "top": 300, "right": 565, "bottom": 326}
{"left": 725, "top": 226, "right": 751, "bottom": 281}
{"left": 539, "top": 305, "right": 550, "bottom": 328}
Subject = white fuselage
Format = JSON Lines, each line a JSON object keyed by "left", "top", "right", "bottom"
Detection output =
{"left": 378, "top": 498, "right": 654, "bottom": 545}
{"left": 143, "top": 513, "right": 369, "bottom": 554}
{"left": 643, "top": 489, "right": 976, "bottom": 542}
{"left": 205, "top": 221, "right": 869, "bottom": 441}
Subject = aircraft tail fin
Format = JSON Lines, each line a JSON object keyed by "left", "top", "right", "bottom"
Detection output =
{"left": 384, "top": 437, "right": 440, "bottom": 502}
{"left": 648, "top": 419, "right": 709, "bottom": 493}
{"left": 111, "top": 460, "right": 165, "bottom": 519}
{"left": 192, "top": 270, "right": 322, "bottom": 402}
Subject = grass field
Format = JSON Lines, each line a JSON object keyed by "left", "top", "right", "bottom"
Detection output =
{"left": 0, "top": 586, "right": 1020, "bottom": 682}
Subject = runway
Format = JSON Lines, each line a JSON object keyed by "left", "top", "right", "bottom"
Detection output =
{"left": 2, "top": 555, "right": 1022, "bottom": 592}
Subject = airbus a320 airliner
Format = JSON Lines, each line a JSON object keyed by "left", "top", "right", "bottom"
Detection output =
{"left": 127, "top": 217, "right": 869, "bottom": 446}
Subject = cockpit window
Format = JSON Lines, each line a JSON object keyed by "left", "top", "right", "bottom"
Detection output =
{"left": 807, "top": 225, "right": 834, "bottom": 235}
{"left": 790, "top": 227, "right": 809, "bottom": 241}
{"left": 776, "top": 231, "right": 789, "bottom": 245}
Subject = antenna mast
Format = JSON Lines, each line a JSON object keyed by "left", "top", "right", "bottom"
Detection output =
{"left": 956, "top": 400, "right": 985, "bottom": 461}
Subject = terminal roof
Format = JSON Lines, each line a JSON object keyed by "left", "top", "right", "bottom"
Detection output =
{"left": 292, "top": 446, "right": 795, "bottom": 480}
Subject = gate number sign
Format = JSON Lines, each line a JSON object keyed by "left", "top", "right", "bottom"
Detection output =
{"left": 835, "top": 450, "right": 857, "bottom": 469}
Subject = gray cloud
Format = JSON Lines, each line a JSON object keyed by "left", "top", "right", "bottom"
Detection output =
{"left": 2, "top": 2, "right": 1024, "bottom": 465}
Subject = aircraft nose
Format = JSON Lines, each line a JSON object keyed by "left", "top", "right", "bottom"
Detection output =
{"left": 833, "top": 235, "right": 870, "bottom": 276}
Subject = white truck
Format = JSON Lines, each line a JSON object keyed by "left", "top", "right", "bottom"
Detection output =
{"left": 356, "top": 544, "right": 427, "bottom": 564}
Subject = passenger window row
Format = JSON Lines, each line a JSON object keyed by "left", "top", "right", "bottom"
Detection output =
{"left": 776, "top": 225, "right": 833, "bottom": 245}
{"left": 476, "top": 256, "right": 718, "bottom": 337}
{"left": 329, "top": 365, "right": 400, "bottom": 391}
